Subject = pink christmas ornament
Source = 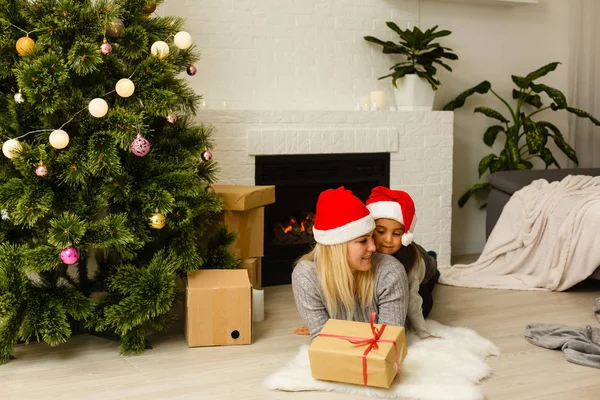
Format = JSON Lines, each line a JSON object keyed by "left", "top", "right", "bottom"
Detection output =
{"left": 186, "top": 64, "right": 197, "bottom": 76}
{"left": 130, "top": 133, "right": 150, "bottom": 157}
{"left": 35, "top": 163, "right": 48, "bottom": 177}
{"left": 166, "top": 113, "right": 177, "bottom": 124}
{"left": 60, "top": 246, "right": 80, "bottom": 265}
{"left": 100, "top": 40, "right": 112, "bottom": 55}
{"left": 201, "top": 149, "right": 213, "bottom": 161}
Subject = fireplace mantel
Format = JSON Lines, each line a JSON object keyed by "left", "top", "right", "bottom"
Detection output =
{"left": 198, "top": 110, "right": 454, "bottom": 268}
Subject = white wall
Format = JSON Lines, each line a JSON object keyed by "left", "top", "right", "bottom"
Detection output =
{"left": 162, "top": 0, "right": 570, "bottom": 256}
{"left": 420, "top": 0, "right": 570, "bottom": 254}
{"left": 160, "top": 0, "right": 420, "bottom": 110}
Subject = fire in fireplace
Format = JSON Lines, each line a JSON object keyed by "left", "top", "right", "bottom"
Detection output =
{"left": 272, "top": 212, "right": 315, "bottom": 245}
{"left": 255, "top": 153, "right": 390, "bottom": 287}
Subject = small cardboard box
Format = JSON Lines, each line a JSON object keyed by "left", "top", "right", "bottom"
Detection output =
{"left": 212, "top": 185, "right": 275, "bottom": 211}
{"left": 213, "top": 185, "right": 276, "bottom": 259}
{"left": 185, "top": 269, "right": 252, "bottom": 347}
{"left": 223, "top": 207, "right": 265, "bottom": 258}
{"left": 308, "top": 318, "right": 407, "bottom": 388}
{"left": 237, "top": 257, "right": 262, "bottom": 289}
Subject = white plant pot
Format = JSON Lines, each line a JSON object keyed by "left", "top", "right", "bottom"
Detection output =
{"left": 394, "top": 74, "right": 435, "bottom": 111}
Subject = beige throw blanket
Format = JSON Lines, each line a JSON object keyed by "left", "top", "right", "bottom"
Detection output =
{"left": 441, "top": 175, "right": 600, "bottom": 291}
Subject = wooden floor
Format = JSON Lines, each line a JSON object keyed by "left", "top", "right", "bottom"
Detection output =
{"left": 2, "top": 278, "right": 600, "bottom": 399}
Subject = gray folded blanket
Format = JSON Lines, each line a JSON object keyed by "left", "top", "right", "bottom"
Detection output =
{"left": 524, "top": 297, "right": 600, "bottom": 369}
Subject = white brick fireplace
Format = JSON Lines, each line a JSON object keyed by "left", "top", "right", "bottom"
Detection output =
{"left": 200, "top": 110, "right": 453, "bottom": 268}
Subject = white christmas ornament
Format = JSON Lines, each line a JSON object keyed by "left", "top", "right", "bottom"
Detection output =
{"left": 150, "top": 41, "right": 169, "bottom": 59}
{"left": 49, "top": 129, "right": 69, "bottom": 149}
{"left": 14, "top": 91, "right": 24, "bottom": 103}
{"left": 115, "top": 78, "right": 135, "bottom": 98}
{"left": 2, "top": 139, "right": 22, "bottom": 159}
{"left": 174, "top": 31, "right": 192, "bottom": 50}
{"left": 1, "top": 209, "right": 8, "bottom": 221}
{"left": 88, "top": 98, "right": 109, "bottom": 118}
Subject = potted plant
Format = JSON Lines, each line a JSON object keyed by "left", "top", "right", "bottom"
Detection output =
{"left": 364, "top": 23, "right": 458, "bottom": 111}
{"left": 443, "top": 62, "right": 600, "bottom": 207}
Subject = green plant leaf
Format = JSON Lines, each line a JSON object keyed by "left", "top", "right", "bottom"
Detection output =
{"left": 511, "top": 75, "right": 528, "bottom": 88}
{"left": 506, "top": 134, "right": 521, "bottom": 168}
{"left": 457, "top": 182, "right": 492, "bottom": 208}
{"left": 523, "top": 118, "right": 547, "bottom": 154}
{"left": 512, "top": 89, "right": 542, "bottom": 108}
{"left": 565, "top": 107, "right": 600, "bottom": 126}
{"left": 483, "top": 125, "right": 505, "bottom": 147}
{"left": 536, "top": 121, "right": 563, "bottom": 138}
{"left": 539, "top": 147, "right": 560, "bottom": 169}
{"left": 516, "top": 161, "right": 533, "bottom": 171}
{"left": 443, "top": 81, "right": 491, "bottom": 110}
{"left": 530, "top": 83, "right": 567, "bottom": 109}
{"left": 474, "top": 107, "right": 509, "bottom": 123}
{"left": 478, "top": 154, "right": 498, "bottom": 177}
{"left": 364, "top": 36, "right": 407, "bottom": 55}
{"left": 524, "top": 62, "right": 561, "bottom": 82}
{"left": 553, "top": 135, "right": 579, "bottom": 165}
{"left": 385, "top": 21, "right": 405, "bottom": 37}
{"left": 513, "top": 62, "right": 561, "bottom": 90}
{"left": 490, "top": 156, "right": 507, "bottom": 173}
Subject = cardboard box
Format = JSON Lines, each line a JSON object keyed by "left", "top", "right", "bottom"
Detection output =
{"left": 237, "top": 258, "right": 262, "bottom": 289}
{"left": 213, "top": 185, "right": 275, "bottom": 259}
{"left": 308, "top": 318, "right": 407, "bottom": 388}
{"left": 185, "top": 269, "right": 252, "bottom": 347}
{"left": 223, "top": 207, "right": 265, "bottom": 258}
{"left": 212, "top": 185, "right": 275, "bottom": 211}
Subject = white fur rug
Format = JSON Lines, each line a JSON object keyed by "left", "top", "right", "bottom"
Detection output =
{"left": 265, "top": 320, "right": 499, "bottom": 400}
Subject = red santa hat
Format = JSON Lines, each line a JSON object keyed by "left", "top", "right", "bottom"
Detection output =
{"left": 366, "top": 186, "right": 416, "bottom": 246}
{"left": 312, "top": 187, "right": 375, "bottom": 245}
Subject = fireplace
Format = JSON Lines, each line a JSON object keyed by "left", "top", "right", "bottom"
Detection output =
{"left": 255, "top": 153, "right": 390, "bottom": 287}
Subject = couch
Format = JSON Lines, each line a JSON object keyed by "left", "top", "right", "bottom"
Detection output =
{"left": 486, "top": 168, "right": 600, "bottom": 280}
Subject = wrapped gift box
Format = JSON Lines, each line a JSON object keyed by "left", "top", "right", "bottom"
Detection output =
{"left": 308, "top": 316, "right": 407, "bottom": 388}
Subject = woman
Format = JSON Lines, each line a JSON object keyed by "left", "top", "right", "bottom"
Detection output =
{"left": 292, "top": 186, "right": 409, "bottom": 340}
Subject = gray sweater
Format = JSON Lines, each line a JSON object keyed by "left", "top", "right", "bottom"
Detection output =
{"left": 291, "top": 252, "right": 409, "bottom": 340}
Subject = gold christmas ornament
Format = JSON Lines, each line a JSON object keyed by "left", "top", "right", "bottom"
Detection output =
{"left": 174, "top": 31, "right": 192, "bottom": 50}
{"left": 49, "top": 129, "right": 70, "bottom": 149}
{"left": 106, "top": 18, "right": 125, "bottom": 37}
{"left": 88, "top": 98, "right": 109, "bottom": 118}
{"left": 148, "top": 212, "right": 166, "bottom": 229}
{"left": 16, "top": 36, "right": 35, "bottom": 56}
{"left": 150, "top": 41, "right": 169, "bottom": 59}
{"left": 2, "top": 139, "right": 22, "bottom": 159}
{"left": 115, "top": 78, "right": 135, "bottom": 97}
{"left": 143, "top": 1, "right": 157, "bottom": 14}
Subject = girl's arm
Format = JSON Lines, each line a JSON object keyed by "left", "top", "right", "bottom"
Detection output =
{"left": 407, "top": 261, "right": 431, "bottom": 338}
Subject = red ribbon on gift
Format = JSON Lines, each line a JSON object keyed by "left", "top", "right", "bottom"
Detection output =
{"left": 317, "top": 311, "right": 400, "bottom": 386}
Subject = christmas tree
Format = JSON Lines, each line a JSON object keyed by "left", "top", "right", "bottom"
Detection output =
{"left": 0, "top": 0, "right": 236, "bottom": 364}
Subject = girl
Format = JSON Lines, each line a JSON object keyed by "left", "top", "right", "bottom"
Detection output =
{"left": 292, "top": 186, "right": 409, "bottom": 340}
{"left": 366, "top": 186, "right": 441, "bottom": 339}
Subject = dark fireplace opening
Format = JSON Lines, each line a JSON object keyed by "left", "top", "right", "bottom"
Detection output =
{"left": 255, "top": 153, "right": 390, "bottom": 287}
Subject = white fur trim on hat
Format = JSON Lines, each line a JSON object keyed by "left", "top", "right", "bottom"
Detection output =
{"left": 401, "top": 232, "right": 414, "bottom": 246}
{"left": 313, "top": 213, "right": 375, "bottom": 245}
{"left": 366, "top": 201, "right": 404, "bottom": 225}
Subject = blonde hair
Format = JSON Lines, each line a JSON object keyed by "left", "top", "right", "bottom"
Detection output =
{"left": 299, "top": 243, "right": 375, "bottom": 317}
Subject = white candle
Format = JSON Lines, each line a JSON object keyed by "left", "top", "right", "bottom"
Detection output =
{"left": 370, "top": 91, "right": 385, "bottom": 111}
{"left": 252, "top": 288, "right": 265, "bottom": 322}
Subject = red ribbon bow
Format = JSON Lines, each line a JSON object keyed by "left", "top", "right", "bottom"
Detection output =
{"left": 317, "top": 311, "right": 400, "bottom": 386}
